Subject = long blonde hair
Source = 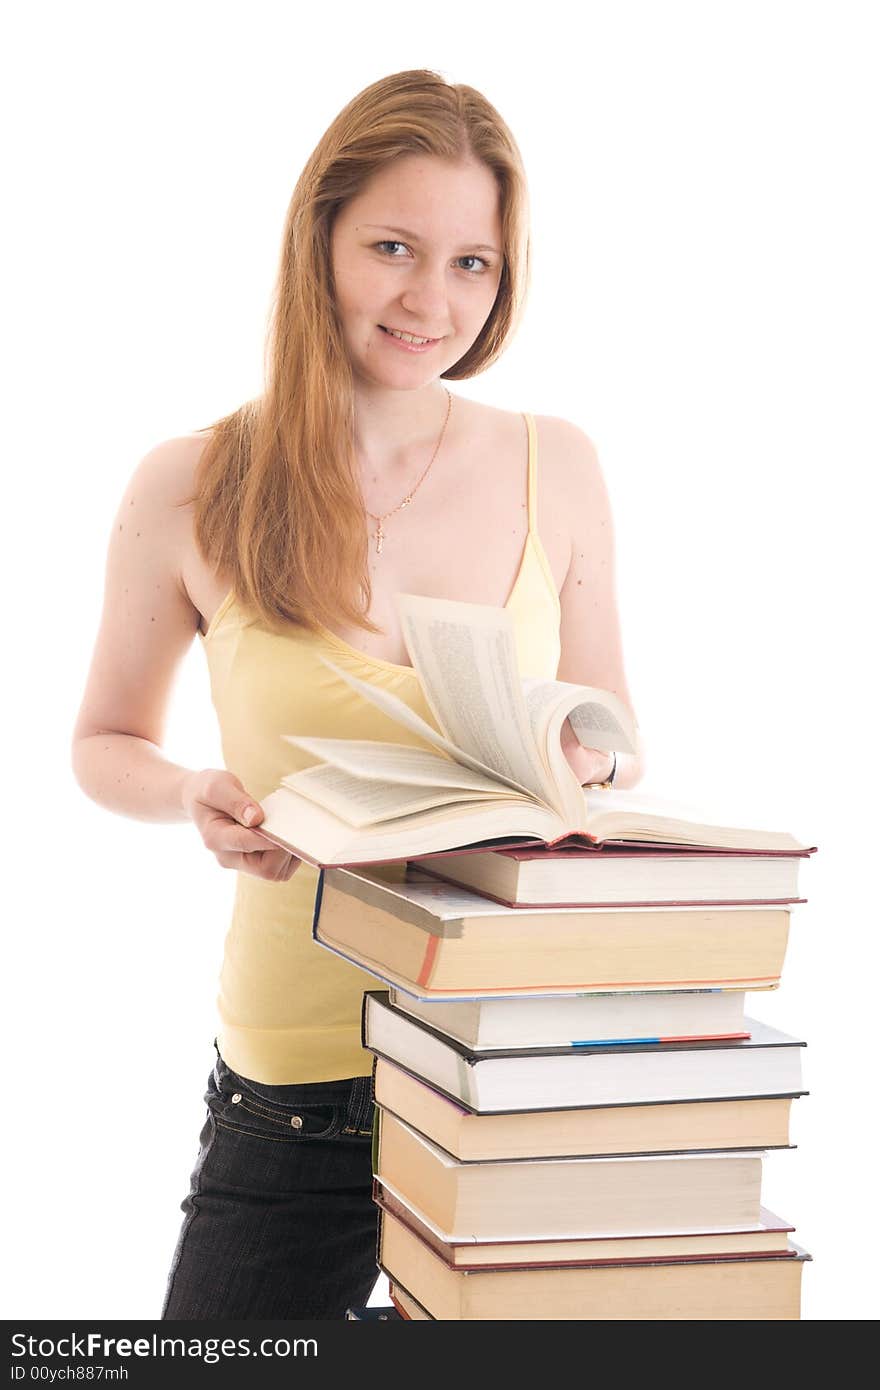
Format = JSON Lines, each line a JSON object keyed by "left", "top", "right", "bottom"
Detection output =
{"left": 184, "top": 69, "right": 531, "bottom": 635}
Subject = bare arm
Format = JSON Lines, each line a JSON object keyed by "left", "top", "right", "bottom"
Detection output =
{"left": 71, "top": 437, "right": 207, "bottom": 820}
{"left": 550, "top": 420, "right": 646, "bottom": 790}
{"left": 70, "top": 437, "right": 299, "bottom": 880}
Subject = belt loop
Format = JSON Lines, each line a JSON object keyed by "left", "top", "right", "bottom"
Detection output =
{"left": 347, "top": 1075, "right": 374, "bottom": 1134}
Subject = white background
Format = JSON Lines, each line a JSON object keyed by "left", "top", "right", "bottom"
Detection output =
{"left": 3, "top": 0, "right": 877, "bottom": 1321}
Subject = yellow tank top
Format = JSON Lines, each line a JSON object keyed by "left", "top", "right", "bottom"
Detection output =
{"left": 199, "top": 411, "right": 562, "bottom": 1082}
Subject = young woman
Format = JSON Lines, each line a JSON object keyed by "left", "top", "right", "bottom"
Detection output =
{"left": 71, "top": 68, "right": 645, "bottom": 1319}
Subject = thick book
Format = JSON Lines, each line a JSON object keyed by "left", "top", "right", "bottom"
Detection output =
{"left": 375, "top": 1109, "right": 764, "bottom": 1240}
{"left": 386, "top": 986, "right": 751, "bottom": 1048}
{"left": 410, "top": 843, "right": 811, "bottom": 908}
{"left": 316, "top": 867, "right": 795, "bottom": 996}
{"left": 364, "top": 992, "right": 805, "bottom": 1112}
{"left": 253, "top": 593, "right": 812, "bottom": 863}
{"left": 378, "top": 1208, "right": 810, "bottom": 1319}
{"left": 372, "top": 1056, "right": 800, "bottom": 1160}
{"left": 374, "top": 1181, "right": 796, "bottom": 1265}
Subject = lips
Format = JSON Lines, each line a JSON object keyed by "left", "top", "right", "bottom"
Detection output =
{"left": 379, "top": 324, "right": 441, "bottom": 343}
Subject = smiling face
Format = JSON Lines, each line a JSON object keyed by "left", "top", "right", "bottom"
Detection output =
{"left": 329, "top": 154, "right": 504, "bottom": 386}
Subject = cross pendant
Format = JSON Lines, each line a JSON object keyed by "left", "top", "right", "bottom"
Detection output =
{"left": 375, "top": 520, "right": 384, "bottom": 554}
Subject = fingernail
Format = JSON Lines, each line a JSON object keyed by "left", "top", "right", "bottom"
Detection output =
{"left": 243, "top": 806, "right": 258, "bottom": 825}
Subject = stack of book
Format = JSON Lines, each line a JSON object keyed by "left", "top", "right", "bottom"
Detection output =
{"left": 252, "top": 594, "right": 816, "bottom": 1319}
{"left": 317, "top": 844, "right": 811, "bottom": 1320}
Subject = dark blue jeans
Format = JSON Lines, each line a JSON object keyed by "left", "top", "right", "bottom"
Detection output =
{"left": 161, "top": 1041, "right": 379, "bottom": 1319}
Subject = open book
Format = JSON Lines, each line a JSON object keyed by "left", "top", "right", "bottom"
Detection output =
{"left": 255, "top": 594, "right": 808, "bottom": 865}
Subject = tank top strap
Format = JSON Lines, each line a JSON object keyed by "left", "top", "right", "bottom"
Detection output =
{"left": 523, "top": 411, "right": 539, "bottom": 533}
{"left": 516, "top": 410, "right": 561, "bottom": 622}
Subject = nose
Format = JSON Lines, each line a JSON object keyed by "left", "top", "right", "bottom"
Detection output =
{"left": 399, "top": 260, "right": 450, "bottom": 327}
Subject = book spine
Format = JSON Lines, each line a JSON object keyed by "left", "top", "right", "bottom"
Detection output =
{"left": 311, "top": 868, "right": 326, "bottom": 943}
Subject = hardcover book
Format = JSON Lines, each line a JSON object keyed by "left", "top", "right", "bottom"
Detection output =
{"left": 316, "top": 867, "right": 796, "bottom": 995}
{"left": 375, "top": 1109, "right": 765, "bottom": 1241}
{"left": 371, "top": 1056, "right": 801, "bottom": 1160}
{"left": 385, "top": 985, "right": 752, "bottom": 1048}
{"left": 374, "top": 1181, "right": 797, "bottom": 1266}
{"left": 378, "top": 1208, "right": 810, "bottom": 1319}
{"left": 363, "top": 991, "right": 805, "bottom": 1111}
{"left": 409, "top": 842, "right": 811, "bottom": 908}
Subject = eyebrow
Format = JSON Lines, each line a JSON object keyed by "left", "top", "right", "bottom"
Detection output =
{"left": 360, "top": 224, "right": 502, "bottom": 256}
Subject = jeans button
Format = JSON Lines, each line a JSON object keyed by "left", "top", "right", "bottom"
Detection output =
{"left": 290, "top": 1115, "right": 303, "bottom": 1129}
{"left": 231, "top": 1093, "right": 242, "bottom": 1103}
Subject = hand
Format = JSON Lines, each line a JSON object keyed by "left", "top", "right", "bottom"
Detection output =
{"left": 180, "top": 768, "right": 302, "bottom": 882}
{"left": 561, "top": 720, "right": 615, "bottom": 785}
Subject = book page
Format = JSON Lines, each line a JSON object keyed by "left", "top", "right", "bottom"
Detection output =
{"left": 520, "top": 678, "right": 640, "bottom": 824}
{"left": 282, "top": 736, "right": 511, "bottom": 794}
{"left": 396, "top": 594, "right": 557, "bottom": 805}
{"left": 287, "top": 764, "right": 512, "bottom": 828}
{"left": 257, "top": 783, "right": 562, "bottom": 866}
{"left": 579, "top": 787, "right": 808, "bottom": 852}
{"left": 567, "top": 696, "right": 638, "bottom": 753}
{"left": 520, "top": 678, "right": 637, "bottom": 755}
{"left": 316, "top": 656, "right": 539, "bottom": 800}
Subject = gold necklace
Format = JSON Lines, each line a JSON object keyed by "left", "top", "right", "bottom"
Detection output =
{"left": 364, "top": 388, "right": 453, "bottom": 555}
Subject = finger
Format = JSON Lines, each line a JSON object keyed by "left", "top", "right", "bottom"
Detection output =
{"left": 215, "top": 848, "right": 299, "bottom": 880}
{"left": 198, "top": 772, "right": 265, "bottom": 829}
{"left": 202, "top": 816, "right": 277, "bottom": 855}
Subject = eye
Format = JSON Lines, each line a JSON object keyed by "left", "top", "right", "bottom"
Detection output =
{"left": 457, "top": 254, "right": 493, "bottom": 275}
{"left": 374, "top": 240, "right": 409, "bottom": 259}
{"left": 373, "top": 241, "right": 493, "bottom": 275}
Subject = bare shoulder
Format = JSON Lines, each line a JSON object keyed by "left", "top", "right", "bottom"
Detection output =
{"left": 126, "top": 431, "right": 210, "bottom": 513}
{"left": 524, "top": 412, "right": 605, "bottom": 550}
{"left": 462, "top": 401, "right": 604, "bottom": 581}
{"left": 532, "top": 414, "right": 602, "bottom": 493}
{"left": 463, "top": 398, "right": 599, "bottom": 472}
{"left": 125, "top": 431, "right": 214, "bottom": 585}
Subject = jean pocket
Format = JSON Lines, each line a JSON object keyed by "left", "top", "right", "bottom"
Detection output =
{"left": 208, "top": 1064, "right": 344, "bottom": 1142}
